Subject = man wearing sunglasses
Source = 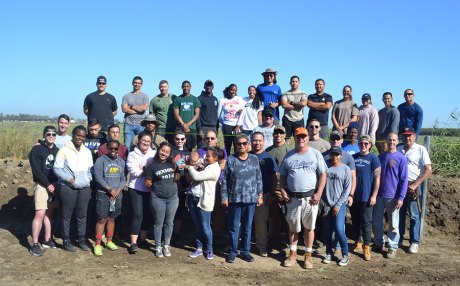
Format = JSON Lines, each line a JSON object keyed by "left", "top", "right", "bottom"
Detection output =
{"left": 28, "top": 126, "right": 60, "bottom": 256}
{"left": 307, "top": 118, "right": 331, "bottom": 153}
{"left": 397, "top": 89, "right": 423, "bottom": 137}
{"left": 83, "top": 76, "right": 118, "bottom": 132}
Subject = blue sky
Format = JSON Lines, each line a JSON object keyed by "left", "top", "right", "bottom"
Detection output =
{"left": 1, "top": 0, "right": 459, "bottom": 127}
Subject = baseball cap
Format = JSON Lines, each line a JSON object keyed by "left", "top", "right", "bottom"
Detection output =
{"left": 330, "top": 130, "right": 343, "bottom": 139}
{"left": 263, "top": 109, "right": 274, "bottom": 117}
{"left": 362, "top": 93, "right": 371, "bottom": 100}
{"left": 401, "top": 126, "right": 416, "bottom": 135}
{"left": 274, "top": 125, "right": 286, "bottom": 133}
{"left": 329, "top": 146, "right": 342, "bottom": 155}
{"left": 43, "top": 125, "right": 56, "bottom": 134}
{"left": 96, "top": 75, "right": 107, "bottom": 84}
{"left": 358, "top": 134, "right": 372, "bottom": 143}
{"left": 204, "top": 79, "right": 214, "bottom": 87}
{"left": 294, "top": 127, "right": 309, "bottom": 136}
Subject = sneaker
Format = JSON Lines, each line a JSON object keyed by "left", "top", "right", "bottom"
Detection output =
{"left": 29, "top": 243, "right": 44, "bottom": 257}
{"left": 188, "top": 249, "right": 203, "bottom": 258}
{"left": 322, "top": 254, "right": 332, "bottom": 264}
{"left": 42, "top": 238, "right": 57, "bottom": 249}
{"left": 128, "top": 244, "right": 138, "bottom": 254}
{"left": 78, "top": 238, "right": 89, "bottom": 251}
{"left": 225, "top": 253, "right": 236, "bottom": 263}
{"left": 258, "top": 249, "right": 268, "bottom": 257}
{"left": 205, "top": 251, "right": 214, "bottom": 260}
{"left": 162, "top": 245, "right": 171, "bottom": 257}
{"left": 282, "top": 251, "right": 297, "bottom": 267}
{"left": 338, "top": 255, "right": 349, "bottom": 266}
{"left": 63, "top": 240, "right": 77, "bottom": 252}
{"left": 94, "top": 245, "right": 103, "bottom": 256}
{"left": 363, "top": 245, "right": 372, "bottom": 261}
{"left": 408, "top": 243, "right": 419, "bottom": 254}
{"left": 313, "top": 240, "right": 324, "bottom": 248}
{"left": 352, "top": 241, "right": 363, "bottom": 253}
{"left": 302, "top": 252, "right": 313, "bottom": 269}
{"left": 386, "top": 248, "right": 397, "bottom": 259}
{"left": 154, "top": 246, "right": 164, "bottom": 258}
{"left": 106, "top": 241, "right": 118, "bottom": 251}
{"left": 240, "top": 254, "right": 254, "bottom": 262}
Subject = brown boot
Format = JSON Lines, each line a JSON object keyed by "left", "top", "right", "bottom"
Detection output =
{"left": 363, "top": 245, "right": 371, "bottom": 261}
{"left": 353, "top": 241, "right": 363, "bottom": 253}
{"left": 302, "top": 252, "right": 313, "bottom": 269}
{"left": 282, "top": 250, "right": 298, "bottom": 267}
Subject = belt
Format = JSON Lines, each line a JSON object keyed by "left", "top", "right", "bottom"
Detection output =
{"left": 288, "top": 190, "right": 314, "bottom": 198}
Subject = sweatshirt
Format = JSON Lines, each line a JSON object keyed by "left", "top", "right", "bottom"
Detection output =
{"left": 29, "top": 141, "right": 59, "bottom": 187}
{"left": 93, "top": 155, "right": 126, "bottom": 191}
{"left": 378, "top": 151, "right": 408, "bottom": 200}
{"left": 54, "top": 141, "right": 93, "bottom": 189}
{"left": 126, "top": 146, "right": 156, "bottom": 192}
{"left": 188, "top": 162, "right": 221, "bottom": 211}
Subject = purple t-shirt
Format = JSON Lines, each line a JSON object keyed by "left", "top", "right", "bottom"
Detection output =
{"left": 378, "top": 151, "right": 408, "bottom": 200}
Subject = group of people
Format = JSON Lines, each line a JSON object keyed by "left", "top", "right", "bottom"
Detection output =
{"left": 28, "top": 69, "right": 431, "bottom": 269}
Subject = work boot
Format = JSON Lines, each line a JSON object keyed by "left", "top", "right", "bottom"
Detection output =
{"left": 353, "top": 241, "right": 363, "bottom": 253}
{"left": 282, "top": 250, "right": 297, "bottom": 267}
{"left": 302, "top": 252, "right": 313, "bottom": 269}
{"left": 363, "top": 245, "right": 372, "bottom": 261}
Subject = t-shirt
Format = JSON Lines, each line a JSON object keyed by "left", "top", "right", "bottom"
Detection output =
{"left": 241, "top": 97, "right": 264, "bottom": 131}
{"left": 323, "top": 150, "right": 356, "bottom": 170}
{"left": 253, "top": 125, "right": 275, "bottom": 150}
{"left": 376, "top": 106, "right": 400, "bottom": 140}
{"left": 358, "top": 105, "right": 379, "bottom": 144}
{"left": 122, "top": 92, "right": 150, "bottom": 126}
{"left": 308, "top": 138, "right": 331, "bottom": 153}
{"left": 342, "top": 141, "right": 360, "bottom": 155}
{"left": 254, "top": 151, "right": 279, "bottom": 194}
{"left": 145, "top": 161, "right": 177, "bottom": 198}
{"left": 282, "top": 90, "right": 308, "bottom": 121}
{"left": 353, "top": 152, "right": 381, "bottom": 202}
{"left": 280, "top": 148, "right": 327, "bottom": 193}
{"left": 256, "top": 83, "right": 282, "bottom": 120}
{"left": 55, "top": 134, "right": 72, "bottom": 149}
{"left": 217, "top": 96, "right": 246, "bottom": 126}
{"left": 331, "top": 99, "right": 359, "bottom": 131}
{"left": 84, "top": 133, "right": 108, "bottom": 162}
{"left": 397, "top": 143, "right": 431, "bottom": 182}
{"left": 307, "top": 93, "right": 333, "bottom": 126}
{"left": 149, "top": 94, "right": 177, "bottom": 129}
{"left": 266, "top": 143, "right": 291, "bottom": 166}
{"left": 323, "top": 164, "right": 351, "bottom": 209}
{"left": 83, "top": 92, "right": 118, "bottom": 131}
{"left": 173, "top": 94, "right": 201, "bottom": 130}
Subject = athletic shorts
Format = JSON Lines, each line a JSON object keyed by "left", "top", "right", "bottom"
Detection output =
{"left": 96, "top": 190, "right": 123, "bottom": 219}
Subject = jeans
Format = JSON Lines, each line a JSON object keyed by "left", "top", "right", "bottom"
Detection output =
{"left": 399, "top": 193, "right": 421, "bottom": 244}
{"left": 227, "top": 203, "right": 256, "bottom": 256}
{"left": 324, "top": 204, "right": 348, "bottom": 256}
{"left": 59, "top": 185, "right": 91, "bottom": 240}
{"left": 151, "top": 193, "right": 179, "bottom": 246}
{"left": 373, "top": 196, "right": 400, "bottom": 249}
{"left": 187, "top": 195, "right": 213, "bottom": 251}
{"left": 123, "top": 124, "right": 144, "bottom": 151}
{"left": 350, "top": 200, "right": 373, "bottom": 245}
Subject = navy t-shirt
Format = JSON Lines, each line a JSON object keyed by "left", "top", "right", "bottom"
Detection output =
{"left": 254, "top": 151, "right": 279, "bottom": 194}
{"left": 145, "top": 160, "right": 177, "bottom": 198}
{"left": 307, "top": 93, "right": 333, "bottom": 126}
{"left": 83, "top": 92, "right": 118, "bottom": 131}
{"left": 353, "top": 152, "right": 381, "bottom": 202}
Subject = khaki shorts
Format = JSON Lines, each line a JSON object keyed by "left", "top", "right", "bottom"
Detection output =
{"left": 34, "top": 184, "right": 59, "bottom": 210}
{"left": 285, "top": 196, "right": 318, "bottom": 233}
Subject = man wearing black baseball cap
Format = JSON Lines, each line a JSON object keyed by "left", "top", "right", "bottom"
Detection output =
{"left": 253, "top": 109, "right": 276, "bottom": 149}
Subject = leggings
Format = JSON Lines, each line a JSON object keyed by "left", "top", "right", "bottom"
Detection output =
{"left": 59, "top": 185, "right": 91, "bottom": 240}
{"left": 129, "top": 188, "right": 153, "bottom": 235}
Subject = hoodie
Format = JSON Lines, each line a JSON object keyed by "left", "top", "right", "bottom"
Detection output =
{"left": 29, "top": 141, "right": 59, "bottom": 187}
{"left": 93, "top": 155, "right": 126, "bottom": 191}
{"left": 54, "top": 141, "right": 93, "bottom": 189}
{"left": 126, "top": 146, "right": 156, "bottom": 192}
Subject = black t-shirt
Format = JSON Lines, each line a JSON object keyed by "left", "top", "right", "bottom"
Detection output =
{"left": 83, "top": 91, "right": 118, "bottom": 131}
{"left": 307, "top": 92, "right": 333, "bottom": 126}
{"left": 145, "top": 160, "right": 177, "bottom": 198}
{"left": 171, "top": 147, "right": 191, "bottom": 188}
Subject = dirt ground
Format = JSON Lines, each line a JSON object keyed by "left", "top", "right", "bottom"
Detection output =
{"left": 0, "top": 159, "right": 459, "bottom": 286}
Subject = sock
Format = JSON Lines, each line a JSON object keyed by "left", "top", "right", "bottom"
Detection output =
{"left": 106, "top": 232, "right": 113, "bottom": 242}
{"left": 95, "top": 234, "right": 103, "bottom": 246}
{"left": 289, "top": 245, "right": 297, "bottom": 251}
{"left": 305, "top": 247, "right": 313, "bottom": 253}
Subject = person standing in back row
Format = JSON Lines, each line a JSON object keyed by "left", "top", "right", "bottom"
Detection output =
{"left": 307, "top": 79, "right": 333, "bottom": 139}
{"left": 257, "top": 68, "right": 282, "bottom": 123}
{"left": 197, "top": 80, "right": 219, "bottom": 149}
{"left": 149, "top": 80, "right": 177, "bottom": 141}
{"left": 122, "top": 76, "right": 150, "bottom": 150}
{"left": 83, "top": 76, "right": 118, "bottom": 132}
{"left": 281, "top": 76, "right": 308, "bottom": 141}
{"left": 398, "top": 89, "right": 423, "bottom": 138}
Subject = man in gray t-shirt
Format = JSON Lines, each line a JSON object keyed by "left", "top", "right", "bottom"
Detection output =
{"left": 279, "top": 127, "right": 327, "bottom": 269}
{"left": 121, "top": 76, "right": 149, "bottom": 150}
{"left": 281, "top": 76, "right": 308, "bottom": 140}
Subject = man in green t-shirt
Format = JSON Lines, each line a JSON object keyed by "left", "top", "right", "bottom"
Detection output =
{"left": 173, "top": 80, "right": 201, "bottom": 150}
{"left": 149, "top": 80, "right": 176, "bottom": 143}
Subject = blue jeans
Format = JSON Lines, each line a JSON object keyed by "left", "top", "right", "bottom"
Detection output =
{"left": 150, "top": 193, "right": 179, "bottom": 246}
{"left": 123, "top": 124, "right": 144, "bottom": 151}
{"left": 227, "top": 203, "right": 256, "bottom": 256}
{"left": 187, "top": 195, "right": 213, "bottom": 251}
{"left": 373, "top": 196, "right": 400, "bottom": 249}
{"left": 324, "top": 204, "right": 348, "bottom": 256}
{"left": 399, "top": 193, "right": 421, "bottom": 244}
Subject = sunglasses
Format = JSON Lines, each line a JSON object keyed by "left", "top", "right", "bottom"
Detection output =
{"left": 359, "top": 142, "right": 370, "bottom": 146}
{"left": 205, "top": 137, "right": 216, "bottom": 140}
{"left": 97, "top": 82, "right": 106, "bottom": 85}
{"left": 405, "top": 92, "right": 413, "bottom": 96}
{"left": 309, "top": 125, "right": 320, "bottom": 129}
{"left": 236, "top": 141, "right": 248, "bottom": 146}
{"left": 175, "top": 138, "right": 186, "bottom": 141}
{"left": 45, "top": 133, "right": 57, "bottom": 137}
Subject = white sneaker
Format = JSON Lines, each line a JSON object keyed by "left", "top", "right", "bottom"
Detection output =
{"left": 408, "top": 243, "right": 419, "bottom": 254}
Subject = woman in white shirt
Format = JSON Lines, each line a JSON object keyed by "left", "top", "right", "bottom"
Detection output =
{"left": 240, "top": 85, "right": 264, "bottom": 136}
